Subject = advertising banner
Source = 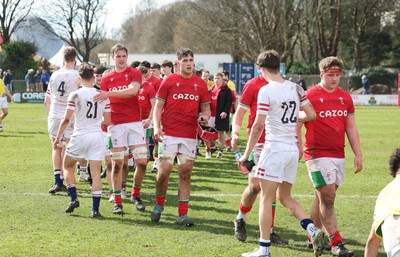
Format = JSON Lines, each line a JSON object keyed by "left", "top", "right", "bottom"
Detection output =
{"left": 351, "top": 94, "right": 397, "bottom": 106}
{"left": 11, "top": 91, "right": 45, "bottom": 103}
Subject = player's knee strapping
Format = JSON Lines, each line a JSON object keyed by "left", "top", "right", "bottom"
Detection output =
{"left": 132, "top": 146, "right": 148, "bottom": 159}
{"left": 177, "top": 154, "right": 195, "bottom": 165}
{"left": 110, "top": 150, "right": 125, "bottom": 160}
{"left": 159, "top": 154, "right": 175, "bottom": 165}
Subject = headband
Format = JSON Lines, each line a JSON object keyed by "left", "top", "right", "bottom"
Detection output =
{"left": 320, "top": 66, "right": 342, "bottom": 76}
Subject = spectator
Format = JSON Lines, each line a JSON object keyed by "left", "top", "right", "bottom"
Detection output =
{"left": 297, "top": 75, "right": 307, "bottom": 91}
{"left": 3, "top": 69, "right": 13, "bottom": 92}
{"left": 41, "top": 70, "right": 50, "bottom": 92}
{"left": 364, "top": 148, "right": 400, "bottom": 257}
{"left": 35, "top": 70, "right": 42, "bottom": 92}
{"left": 28, "top": 69, "right": 35, "bottom": 92}
{"left": 362, "top": 75, "right": 370, "bottom": 94}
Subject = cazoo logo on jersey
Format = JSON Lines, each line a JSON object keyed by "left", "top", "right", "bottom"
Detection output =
{"left": 172, "top": 93, "right": 199, "bottom": 101}
{"left": 110, "top": 85, "right": 129, "bottom": 91}
{"left": 319, "top": 109, "right": 348, "bottom": 118}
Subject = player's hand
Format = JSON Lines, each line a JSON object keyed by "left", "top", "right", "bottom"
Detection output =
{"left": 220, "top": 112, "right": 227, "bottom": 119}
{"left": 153, "top": 127, "right": 165, "bottom": 142}
{"left": 198, "top": 113, "right": 208, "bottom": 126}
{"left": 231, "top": 134, "right": 239, "bottom": 150}
{"left": 93, "top": 90, "right": 109, "bottom": 102}
{"left": 237, "top": 153, "right": 249, "bottom": 167}
{"left": 354, "top": 155, "right": 363, "bottom": 174}
{"left": 142, "top": 118, "right": 151, "bottom": 129}
{"left": 10, "top": 97, "right": 14, "bottom": 103}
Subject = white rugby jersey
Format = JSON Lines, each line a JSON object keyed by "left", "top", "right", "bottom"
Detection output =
{"left": 47, "top": 68, "right": 80, "bottom": 119}
{"left": 66, "top": 87, "right": 110, "bottom": 136}
{"left": 257, "top": 80, "right": 309, "bottom": 144}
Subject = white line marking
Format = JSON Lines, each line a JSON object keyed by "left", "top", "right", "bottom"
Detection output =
{"left": 0, "top": 192, "right": 377, "bottom": 199}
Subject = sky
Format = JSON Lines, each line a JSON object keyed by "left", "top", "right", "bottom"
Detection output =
{"left": 105, "top": 0, "right": 175, "bottom": 33}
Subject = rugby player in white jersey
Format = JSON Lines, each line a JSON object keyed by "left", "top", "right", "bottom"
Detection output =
{"left": 239, "top": 50, "right": 324, "bottom": 257}
{"left": 45, "top": 46, "right": 80, "bottom": 194}
{"left": 54, "top": 63, "right": 111, "bottom": 217}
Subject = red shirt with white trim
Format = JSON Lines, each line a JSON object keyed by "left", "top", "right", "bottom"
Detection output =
{"left": 147, "top": 76, "right": 162, "bottom": 93}
{"left": 138, "top": 81, "right": 156, "bottom": 120}
{"left": 100, "top": 67, "right": 142, "bottom": 125}
{"left": 239, "top": 75, "right": 268, "bottom": 143}
{"left": 304, "top": 85, "right": 355, "bottom": 160}
{"left": 156, "top": 73, "right": 210, "bottom": 139}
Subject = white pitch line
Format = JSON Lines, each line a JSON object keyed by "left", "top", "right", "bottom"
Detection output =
{"left": 0, "top": 192, "right": 377, "bottom": 199}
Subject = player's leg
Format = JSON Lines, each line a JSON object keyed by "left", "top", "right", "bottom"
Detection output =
{"left": 174, "top": 137, "right": 197, "bottom": 226}
{"left": 89, "top": 160, "right": 102, "bottom": 217}
{"left": 64, "top": 155, "right": 79, "bottom": 213}
{"left": 130, "top": 144, "right": 148, "bottom": 211}
{"left": 121, "top": 154, "right": 129, "bottom": 198}
{"left": 77, "top": 158, "right": 89, "bottom": 181}
{"left": 150, "top": 136, "right": 176, "bottom": 223}
{"left": 234, "top": 176, "right": 260, "bottom": 241}
{"left": 110, "top": 148, "right": 125, "bottom": 215}
{"left": 216, "top": 130, "right": 224, "bottom": 158}
{"left": 0, "top": 97, "right": 9, "bottom": 131}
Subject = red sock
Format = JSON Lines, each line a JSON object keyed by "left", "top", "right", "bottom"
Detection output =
{"left": 178, "top": 200, "right": 189, "bottom": 216}
{"left": 239, "top": 203, "right": 252, "bottom": 214}
{"left": 329, "top": 230, "right": 343, "bottom": 247}
{"left": 271, "top": 201, "right": 276, "bottom": 229}
{"left": 131, "top": 184, "right": 141, "bottom": 198}
{"left": 210, "top": 143, "right": 215, "bottom": 148}
{"left": 226, "top": 139, "right": 231, "bottom": 147}
{"left": 114, "top": 194, "right": 122, "bottom": 205}
{"left": 155, "top": 195, "right": 166, "bottom": 206}
{"left": 206, "top": 148, "right": 211, "bottom": 153}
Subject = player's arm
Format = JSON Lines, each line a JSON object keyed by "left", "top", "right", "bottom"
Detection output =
{"left": 298, "top": 102, "right": 316, "bottom": 122}
{"left": 199, "top": 103, "right": 211, "bottom": 126}
{"left": 364, "top": 226, "right": 381, "bottom": 257}
{"left": 231, "top": 105, "right": 248, "bottom": 149}
{"left": 346, "top": 115, "right": 363, "bottom": 173}
{"left": 95, "top": 81, "right": 141, "bottom": 101}
{"left": 143, "top": 98, "right": 156, "bottom": 129}
{"left": 4, "top": 87, "right": 13, "bottom": 103}
{"left": 54, "top": 109, "right": 74, "bottom": 149}
{"left": 102, "top": 112, "right": 111, "bottom": 126}
{"left": 238, "top": 113, "right": 265, "bottom": 165}
{"left": 296, "top": 124, "right": 303, "bottom": 160}
{"left": 44, "top": 94, "right": 51, "bottom": 116}
{"left": 153, "top": 98, "right": 165, "bottom": 142}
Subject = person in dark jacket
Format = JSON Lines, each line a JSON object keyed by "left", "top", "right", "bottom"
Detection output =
{"left": 205, "top": 72, "right": 232, "bottom": 159}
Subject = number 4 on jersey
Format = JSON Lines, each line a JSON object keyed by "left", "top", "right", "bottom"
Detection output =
{"left": 57, "top": 82, "right": 65, "bottom": 96}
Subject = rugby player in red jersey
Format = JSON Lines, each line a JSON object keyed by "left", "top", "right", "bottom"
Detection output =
{"left": 150, "top": 48, "right": 211, "bottom": 226}
{"left": 94, "top": 43, "right": 148, "bottom": 215}
{"left": 299, "top": 56, "right": 362, "bottom": 256}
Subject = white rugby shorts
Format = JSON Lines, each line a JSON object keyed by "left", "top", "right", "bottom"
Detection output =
{"left": 66, "top": 132, "right": 105, "bottom": 160}
{"left": 382, "top": 215, "right": 400, "bottom": 257}
{"left": 107, "top": 121, "right": 146, "bottom": 149}
{"left": 306, "top": 157, "right": 345, "bottom": 188}
{"left": 158, "top": 135, "right": 197, "bottom": 163}
{"left": 48, "top": 117, "right": 74, "bottom": 140}
{"left": 0, "top": 96, "right": 8, "bottom": 109}
{"left": 255, "top": 142, "right": 299, "bottom": 184}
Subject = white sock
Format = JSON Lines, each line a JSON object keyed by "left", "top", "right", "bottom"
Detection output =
{"left": 128, "top": 158, "right": 134, "bottom": 166}
{"left": 306, "top": 223, "right": 320, "bottom": 238}
{"left": 259, "top": 239, "right": 271, "bottom": 254}
{"left": 236, "top": 211, "right": 246, "bottom": 221}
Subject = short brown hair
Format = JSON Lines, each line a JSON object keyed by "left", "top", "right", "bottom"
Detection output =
{"left": 63, "top": 46, "right": 77, "bottom": 63}
{"left": 256, "top": 50, "right": 280, "bottom": 73}
{"left": 111, "top": 43, "right": 128, "bottom": 56}
{"left": 319, "top": 56, "right": 343, "bottom": 71}
{"left": 176, "top": 48, "right": 194, "bottom": 60}
{"left": 78, "top": 62, "right": 94, "bottom": 80}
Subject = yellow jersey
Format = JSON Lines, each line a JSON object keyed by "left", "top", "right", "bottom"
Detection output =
{"left": 372, "top": 175, "right": 400, "bottom": 239}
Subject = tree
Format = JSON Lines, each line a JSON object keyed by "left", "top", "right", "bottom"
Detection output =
{"left": 0, "top": 0, "right": 35, "bottom": 44}
{"left": 37, "top": 0, "right": 107, "bottom": 62}
{"left": 2, "top": 41, "right": 37, "bottom": 79}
